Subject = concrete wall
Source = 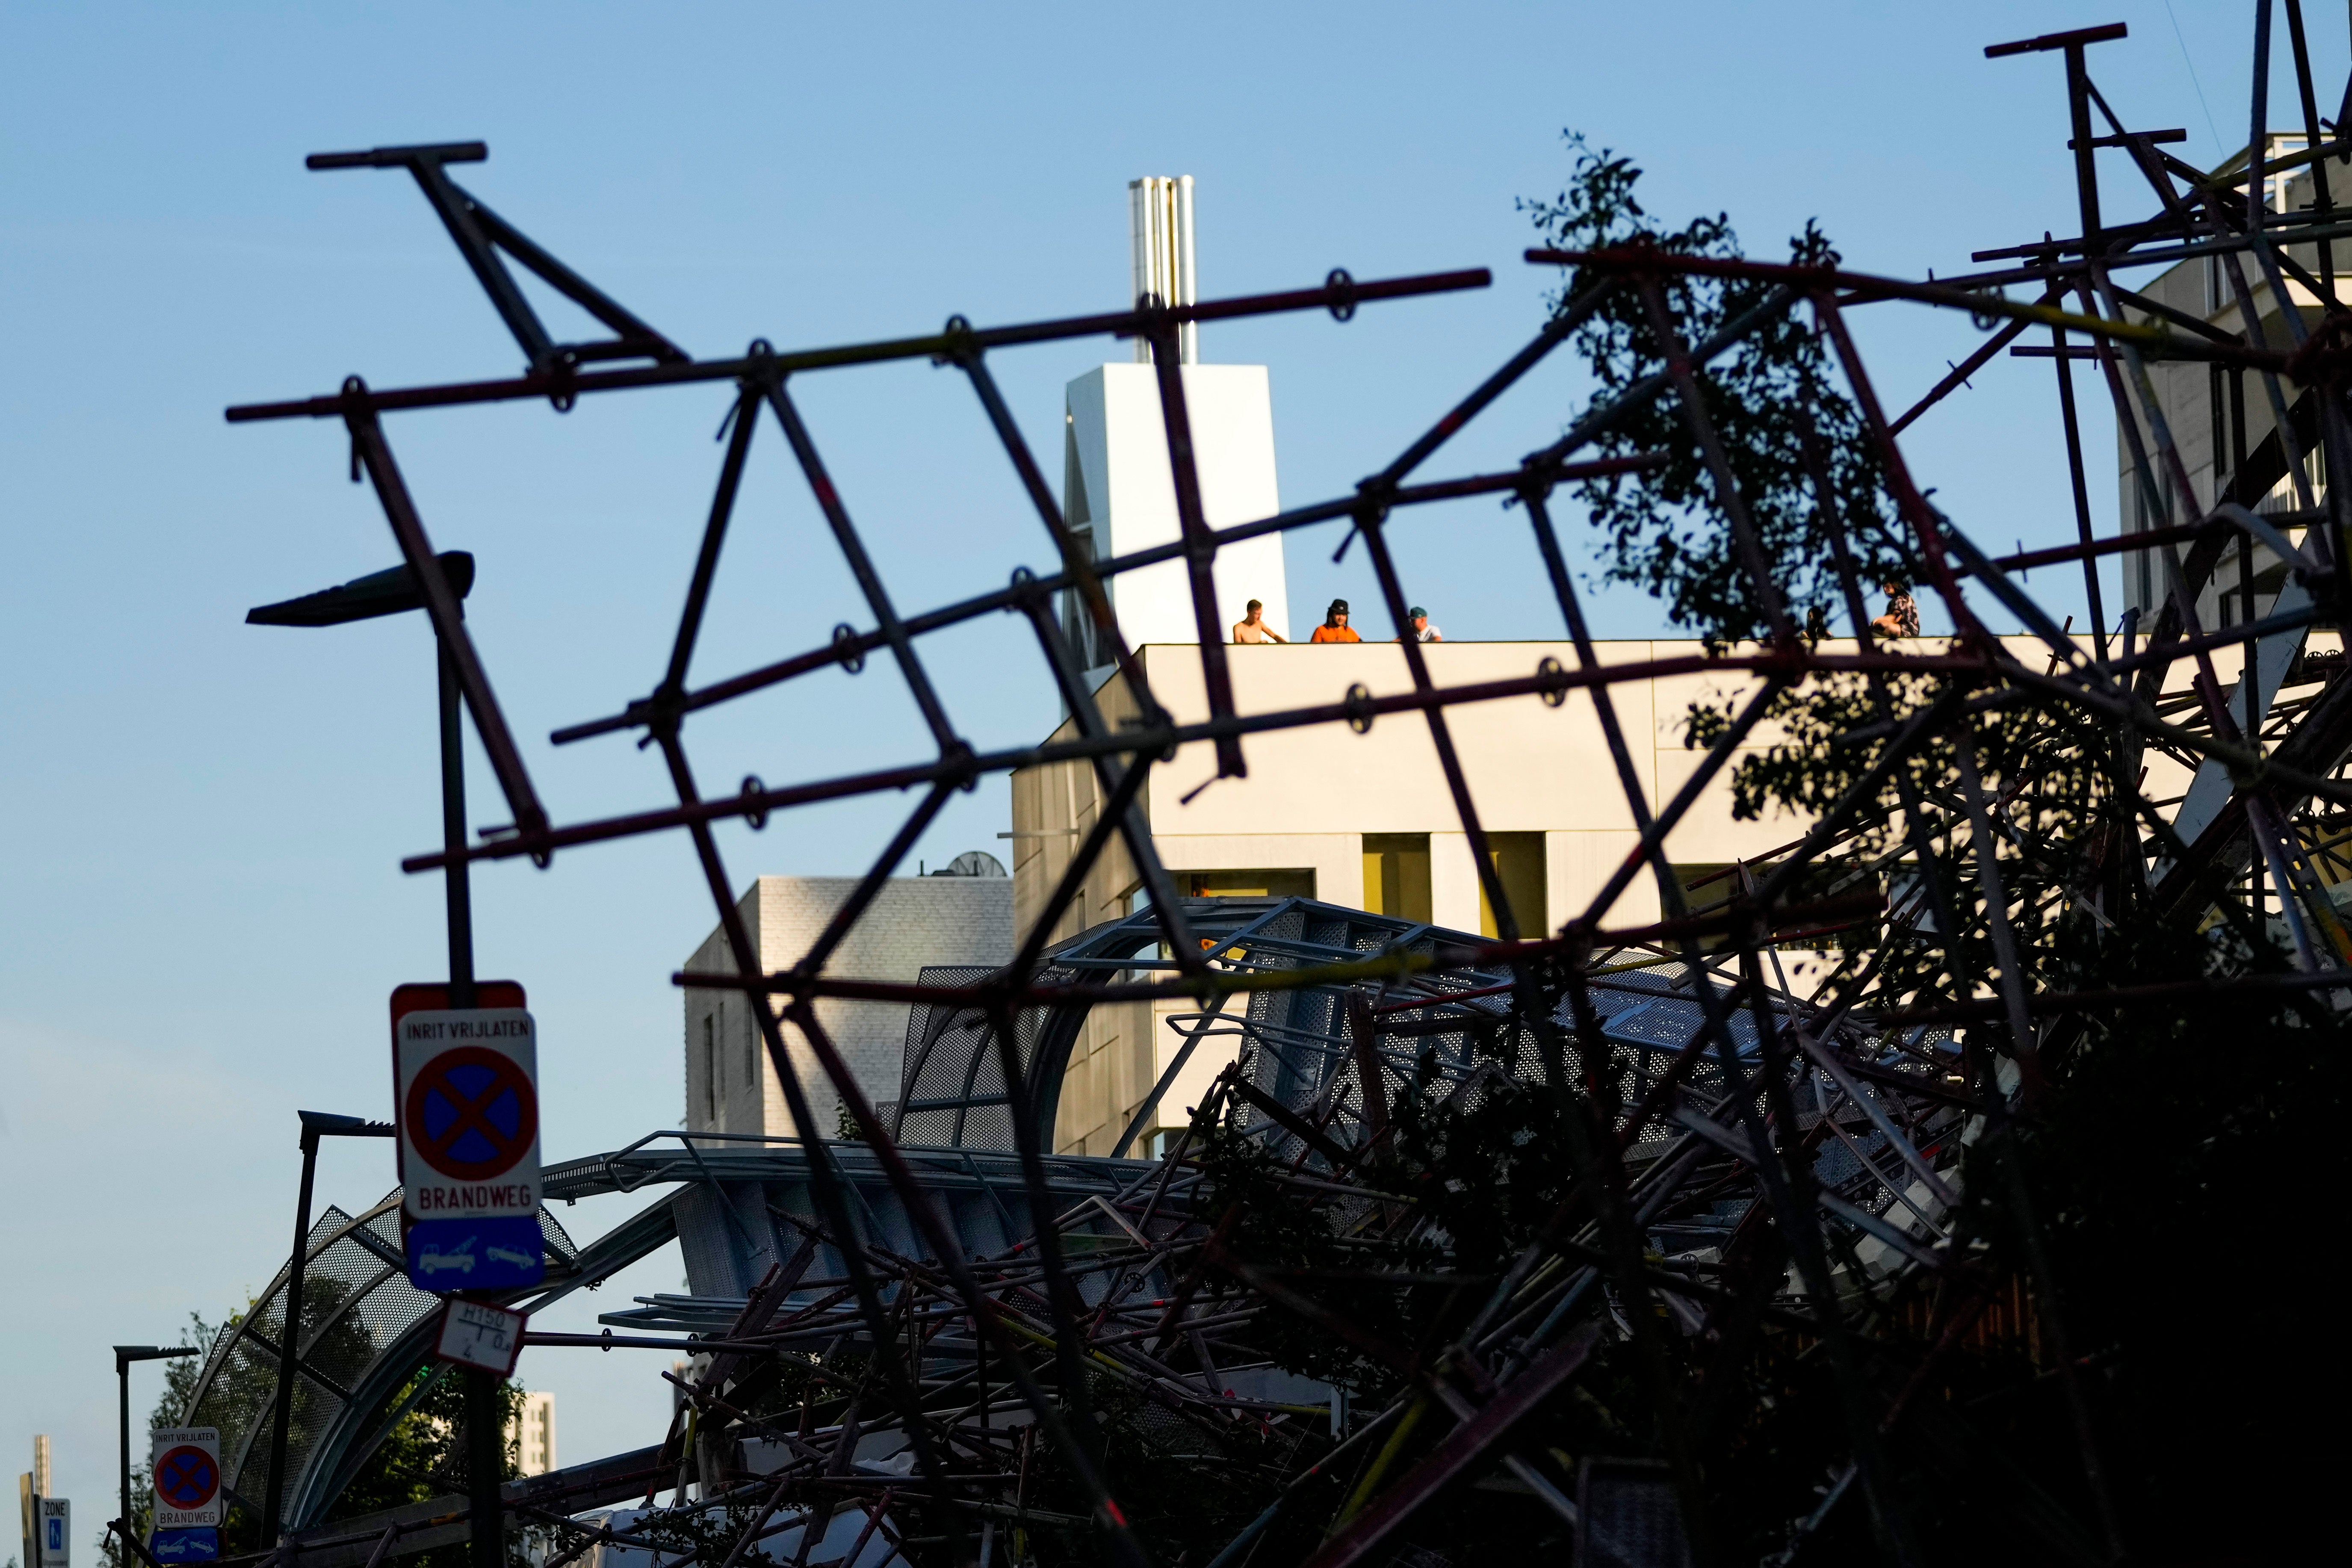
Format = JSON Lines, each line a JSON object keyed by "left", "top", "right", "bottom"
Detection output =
{"left": 1017, "top": 638, "right": 1831, "bottom": 927}
{"left": 682, "top": 875, "right": 1013, "bottom": 1142}
{"left": 1010, "top": 638, "right": 1841, "bottom": 1152}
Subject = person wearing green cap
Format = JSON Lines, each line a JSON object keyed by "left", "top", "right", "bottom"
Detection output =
{"left": 1400, "top": 606, "right": 1442, "bottom": 643}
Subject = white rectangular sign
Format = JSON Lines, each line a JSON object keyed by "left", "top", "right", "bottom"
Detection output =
{"left": 150, "top": 1428, "right": 223, "bottom": 1530}
{"left": 37, "top": 1498, "right": 68, "bottom": 1568}
{"left": 395, "top": 1009, "right": 541, "bottom": 1220}
{"left": 434, "top": 1299, "right": 529, "bottom": 1376}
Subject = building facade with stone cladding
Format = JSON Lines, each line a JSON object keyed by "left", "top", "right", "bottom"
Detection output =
{"left": 682, "top": 874, "right": 1013, "bottom": 1142}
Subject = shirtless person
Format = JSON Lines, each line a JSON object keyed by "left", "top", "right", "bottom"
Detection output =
{"left": 1232, "top": 599, "right": 1286, "bottom": 643}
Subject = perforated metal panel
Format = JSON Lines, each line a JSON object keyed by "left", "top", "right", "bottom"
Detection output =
{"left": 183, "top": 1190, "right": 578, "bottom": 1513}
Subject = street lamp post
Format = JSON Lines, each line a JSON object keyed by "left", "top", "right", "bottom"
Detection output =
{"left": 112, "top": 1345, "right": 199, "bottom": 1562}
{"left": 245, "top": 551, "right": 479, "bottom": 998}
{"left": 247, "top": 552, "right": 506, "bottom": 1568}
{"left": 258, "top": 1112, "right": 393, "bottom": 1545}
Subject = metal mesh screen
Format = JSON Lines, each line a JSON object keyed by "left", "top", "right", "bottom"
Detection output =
{"left": 892, "top": 963, "right": 1083, "bottom": 1151}
{"left": 190, "top": 1192, "right": 579, "bottom": 1512}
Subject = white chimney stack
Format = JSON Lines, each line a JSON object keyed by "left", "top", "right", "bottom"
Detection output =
{"left": 1061, "top": 171, "right": 1286, "bottom": 685}
{"left": 1129, "top": 176, "right": 1197, "bottom": 365}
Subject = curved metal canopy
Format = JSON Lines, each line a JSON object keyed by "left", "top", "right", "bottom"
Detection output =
{"left": 184, "top": 1138, "right": 1154, "bottom": 1532}
{"left": 889, "top": 895, "right": 1793, "bottom": 1159}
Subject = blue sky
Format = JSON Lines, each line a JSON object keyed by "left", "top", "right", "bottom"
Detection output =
{"left": 1, "top": 0, "right": 2322, "bottom": 1536}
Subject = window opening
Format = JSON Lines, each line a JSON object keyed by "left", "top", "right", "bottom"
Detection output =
{"left": 1477, "top": 833, "right": 1547, "bottom": 938}
{"left": 1362, "top": 833, "right": 1433, "bottom": 924}
{"left": 1181, "top": 868, "right": 1316, "bottom": 899}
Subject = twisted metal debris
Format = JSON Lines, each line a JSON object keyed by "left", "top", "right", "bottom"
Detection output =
{"left": 216, "top": 10, "right": 2352, "bottom": 1565}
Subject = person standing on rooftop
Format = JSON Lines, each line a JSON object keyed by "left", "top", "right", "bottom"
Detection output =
{"left": 1232, "top": 598, "right": 1286, "bottom": 643}
{"left": 1310, "top": 599, "right": 1361, "bottom": 643}
{"left": 1399, "top": 606, "right": 1442, "bottom": 643}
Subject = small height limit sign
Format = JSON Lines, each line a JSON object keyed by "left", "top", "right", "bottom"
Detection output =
{"left": 150, "top": 1426, "right": 221, "bottom": 1562}
{"left": 434, "top": 1298, "right": 529, "bottom": 1376}
{"left": 392, "top": 982, "right": 546, "bottom": 1291}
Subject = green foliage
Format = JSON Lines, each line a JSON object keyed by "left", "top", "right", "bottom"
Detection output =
{"left": 1699, "top": 661, "right": 2307, "bottom": 1016}
{"left": 1521, "top": 133, "right": 1909, "bottom": 648}
{"left": 102, "top": 1301, "right": 529, "bottom": 1568}
{"left": 325, "top": 1368, "right": 527, "bottom": 1568}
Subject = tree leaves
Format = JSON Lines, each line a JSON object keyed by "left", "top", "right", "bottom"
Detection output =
{"left": 1522, "top": 135, "right": 1909, "bottom": 648}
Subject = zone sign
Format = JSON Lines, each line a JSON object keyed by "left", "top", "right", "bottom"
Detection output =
{"left": 392, "top": 983, "right": 540, "bottom": 1221}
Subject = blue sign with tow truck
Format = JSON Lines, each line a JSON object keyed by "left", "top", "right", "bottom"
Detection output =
{"left": 403, "top": 1215, "right": 547, "bottom": 1288}
{"left": 151, "top": 1530, "right": 219, "bottom": 1562}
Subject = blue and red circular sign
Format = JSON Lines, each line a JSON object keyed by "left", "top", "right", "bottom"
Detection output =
{"left": 403, "top": 1046, "right": 538, "bottom": 1181}
{"left": 155, "top": 1446, "right": 219, "bottom": 1512}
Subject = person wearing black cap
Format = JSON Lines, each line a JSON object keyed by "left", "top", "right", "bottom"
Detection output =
{"left": 1310, "top": 599, "right": 1361, "bottom": 643}
{"left": 1399, "top": 606, "right": 1442, "bottom": 643}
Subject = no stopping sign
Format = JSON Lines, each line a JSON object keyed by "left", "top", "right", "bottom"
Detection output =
{"left": 405, "top": 1045, "right": 538, "bottom": 1182}
{"left": 394, "top": 1001, "right": 540, "bottom": 1219}
{"left": 151, "top": 1428, "right": 223, "bottom": 1529}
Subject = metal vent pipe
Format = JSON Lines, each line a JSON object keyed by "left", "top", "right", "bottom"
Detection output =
{"left": 1129, "top": 175, "right": 1197, "bottom": 364}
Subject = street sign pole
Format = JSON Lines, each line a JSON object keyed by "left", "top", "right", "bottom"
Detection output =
{"left": 435, "top": 610, "right": 498, "bottom": 1568}
{"left": 441, "top": 642, "right": 502, "bottom": 1568}
{"left": 391, "top": 984, "right": 535, "bottom": 1568}
{"left": 440, "top": 629, "right": 474, "bottom": 1012}
{"left": 248, "top": 557, "right": 504, "bottom": 1565}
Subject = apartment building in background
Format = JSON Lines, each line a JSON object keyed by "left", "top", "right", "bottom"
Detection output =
{"left": 2114, "top": 134, "right": 2345, "bottom": 628}
{"left": 1010, "top": 639, "right": 1826, "bottom": 1155}
{"left": 511, "top": 1392, "right": 556, "bottom": 1479}
{"left": 680, "top": 864, "right": 1013, "bottom": 1142}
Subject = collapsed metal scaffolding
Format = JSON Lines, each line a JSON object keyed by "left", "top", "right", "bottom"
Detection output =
{"left": 218, "top": 10, "right": 2352, "bottom": 1566}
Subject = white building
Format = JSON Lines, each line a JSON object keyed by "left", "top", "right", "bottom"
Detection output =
{"left": 1058, "top": 176, "right": 1289, "bottom": 681}
{"left": 510, "top": 1392, "right": 555, "bottom": 1478}
{"left": 2114, "top": 134, "right": 2339, "bottom": 627}
{"left": 1010, "top": 639, "right": 1835, "bottom": 1154}
{"left": 1011, "top": 178, "right": 1838, "bottom": 1153}
{"left": 680, "top": 864, "right": 1013, "bottom": 1141}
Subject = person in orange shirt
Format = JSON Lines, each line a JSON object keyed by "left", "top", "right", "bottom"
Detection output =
{"left": 1309, "top": 599, "right": 1361, "bottom": 643}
